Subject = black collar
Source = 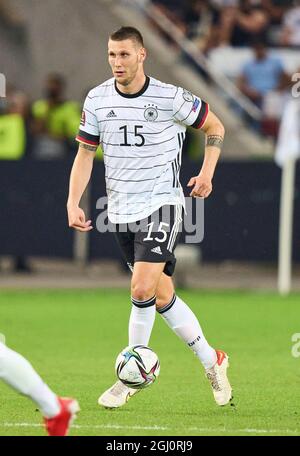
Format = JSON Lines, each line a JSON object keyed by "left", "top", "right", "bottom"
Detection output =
{"left": 114, "top": 75, "right": 150, "bottom": 98}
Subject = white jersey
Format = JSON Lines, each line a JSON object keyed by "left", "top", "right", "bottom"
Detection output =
{"left": 76, "top": 76, "right": 209, "bottom": 224}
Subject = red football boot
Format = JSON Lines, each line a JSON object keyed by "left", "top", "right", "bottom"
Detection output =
{"left": 44, "top": 397, "right": 80, "bottom": 436}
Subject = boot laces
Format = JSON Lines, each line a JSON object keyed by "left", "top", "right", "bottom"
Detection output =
{"left": 110, "top": 381, "right": 128, "bottom": 396}
{"left": 206, "top": 368, "right": 222, "bottom": 392}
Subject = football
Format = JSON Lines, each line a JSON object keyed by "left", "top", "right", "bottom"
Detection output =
{"left": 115, "top": 345, "right": 160, "bottom": 389}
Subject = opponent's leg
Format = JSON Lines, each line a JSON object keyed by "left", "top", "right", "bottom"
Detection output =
{"left": 0, "top": 342, "right": 79, "bottom": 435}
{"left": 156, "top": 275, "right": 232, "bottom": 406}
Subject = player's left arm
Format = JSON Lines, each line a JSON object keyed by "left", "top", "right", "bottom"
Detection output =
{"left": 188, "top": 110, "right": 225, "bottom": 198}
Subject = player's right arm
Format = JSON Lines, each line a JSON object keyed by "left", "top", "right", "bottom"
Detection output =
{"left": 67, "top": 92, "right": 100, "bottom": 232}
{"left": 67, "top": 143, "right": 96, "bottom": 232}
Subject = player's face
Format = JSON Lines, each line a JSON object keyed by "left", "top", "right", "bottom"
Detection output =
{"left": 108, "top": 39, "right": 145, "bottom": 86}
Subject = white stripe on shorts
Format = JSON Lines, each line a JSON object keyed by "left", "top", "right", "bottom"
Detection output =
{"left": 167, "top": 204, "right": 182, "bottom": 253}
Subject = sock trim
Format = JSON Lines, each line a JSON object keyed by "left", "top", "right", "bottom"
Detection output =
{"left": 157, "top": 294, "right": 176, "bottom": 314}
{"left": 131, "top": 295, "right": 156, "bottom": 308}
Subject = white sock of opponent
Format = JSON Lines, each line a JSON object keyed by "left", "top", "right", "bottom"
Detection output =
{"left": 129, "top": 296, "right": 156, "bottom": 346}
{"left": 0, "top": 342, "right": 60, "bottom": 418}
{"left": 158, "top": 295, "right": 217, "bottom": 369}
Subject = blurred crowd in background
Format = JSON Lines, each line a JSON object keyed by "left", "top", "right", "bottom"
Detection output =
{"left": 0, "top": 74, "right": 83, "bottom": 272}
{"left": 151, "top": 0, "right": 300, "bottom": 50}
{"left": 0, "top": 0, "right": 299, "bottom": 163}
{"left": 0, "top": 74, "right": 81, "bottom": 161}
{"left": 0, "top": 0, "right": 299, "bottom": 159}
{"left": 150, "top": 0, "right": 299, "bottom": 135}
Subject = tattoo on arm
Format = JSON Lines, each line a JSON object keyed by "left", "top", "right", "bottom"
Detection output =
{"left": 206, "top": 135, "right": 224, "bottom": 149}
{"left": 79, "top": 142, "right": 98, "bottom": 152}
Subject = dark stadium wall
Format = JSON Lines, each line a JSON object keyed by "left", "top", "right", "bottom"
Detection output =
{"left": 0, "top": 161, "right": 299, "bottom": 262}
{"left": 89, "top": 161, "right": 299, "bottom": 263}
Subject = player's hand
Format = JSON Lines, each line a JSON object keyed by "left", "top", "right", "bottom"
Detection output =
{"left": 187, "top": 174, "right": 212, "bottom": 198}
{"left": 67, "top": 205, "right": 93, "bottom": 232}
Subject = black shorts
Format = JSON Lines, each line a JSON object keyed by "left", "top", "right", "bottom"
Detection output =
{"left": 113, "top": 204, "right": 183, "bottom": 277}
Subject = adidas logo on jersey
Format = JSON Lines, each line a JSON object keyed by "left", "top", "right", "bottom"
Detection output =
{"left": 151, "top": 246, "right": 162, "bottom": 255}
{"left": 106, "top": 110, "right": 117, "bottom": 118}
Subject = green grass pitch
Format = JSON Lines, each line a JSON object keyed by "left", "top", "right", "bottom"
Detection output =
{"left": 0, "top": 289, "right": 299, "bottom": 436}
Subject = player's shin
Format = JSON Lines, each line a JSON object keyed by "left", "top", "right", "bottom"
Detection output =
{"left": 129, "top": 295, "right": 156, "bottom": 346}
{"left": 157, "top": 295, "right": 217, "bottom": 369}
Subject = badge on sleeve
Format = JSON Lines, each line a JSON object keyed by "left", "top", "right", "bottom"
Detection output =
{"left": 192, "top": 98, "right": 200, "bottom": 112}
{"left": 182, "top": 89, "right": 194, "bottom": 102}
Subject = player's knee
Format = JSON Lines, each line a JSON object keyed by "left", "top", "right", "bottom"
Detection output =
{"left": 156, "top": 294, "right": 174, "bottom": 310}
{"left": 131, "top": 282, "right": 156, "bottom": 302}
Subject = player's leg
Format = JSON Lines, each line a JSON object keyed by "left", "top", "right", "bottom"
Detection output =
{"left": 99, "top": 208, "right": 174, "bottom": 408}
{"left": 0, "top": 342, "right": 79, "bottom": 435}
{"left": 129, "top": 261, "right": 166, "bottom": 345}
{"left": 156, "top": 274, "right": 232, "bottom": 406}
{"left": 108, "top": 226, "right": 161, "bottom": 346}
{"left": 98, "top": 261, "right": 165, "bottom": 408}
{"left": 111, "top": 210, "right": 176, "bottom": 347}
{"left": 156, "top": 273, "right": 217, "bottom": 369}
{"left": 128, "top": 204, "right": 182, "bottom": 346}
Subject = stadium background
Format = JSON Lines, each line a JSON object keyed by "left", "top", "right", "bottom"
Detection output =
{"left": 0, "top": 0, "right": 299, "bottom": 436}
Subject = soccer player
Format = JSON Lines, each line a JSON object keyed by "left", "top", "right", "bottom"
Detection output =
{"left": 0, "top": 341, "right": 79, "bottom": 435}
{"left": 67, "top": 26, "right": 232, "bottom": 408}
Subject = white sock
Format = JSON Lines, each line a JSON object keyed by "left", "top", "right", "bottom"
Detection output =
{"left": 129, "top": 295, "right": 156, "bottom": 346}
{"left": 0, "top": 342, "right": 60, "bottom": 418}
{"left": 158, "top": 295, "right": 217, "bottom": 369}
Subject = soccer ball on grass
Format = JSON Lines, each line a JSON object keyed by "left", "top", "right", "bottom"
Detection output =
{"left": 115, "top": 345, "right": 160, "bottom": 389}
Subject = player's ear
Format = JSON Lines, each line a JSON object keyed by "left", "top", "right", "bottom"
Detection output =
{"left": 139, "top": 47, "right": 146, "bottom": 63}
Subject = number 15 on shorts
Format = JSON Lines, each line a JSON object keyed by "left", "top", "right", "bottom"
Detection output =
{"left": 143, "top": 222, "right": 169, "bottom": 243}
